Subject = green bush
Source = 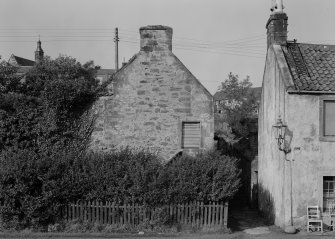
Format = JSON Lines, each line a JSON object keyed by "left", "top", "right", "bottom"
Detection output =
{"left": 160, "top": 149, "right": 241, "bottom": 204}
{"left": 0, "top": 147, "right": 241, "bottom": 229}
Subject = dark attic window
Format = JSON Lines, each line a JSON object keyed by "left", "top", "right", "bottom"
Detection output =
{"left": 182, "top": 122, "right": 201, "bottom": 148}
{"left": 320, "top": 98, "right": 335, "bottom": 141}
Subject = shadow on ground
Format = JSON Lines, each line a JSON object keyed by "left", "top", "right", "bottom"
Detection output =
{"left": 228, "top": 206, "right": 268, "bottom": 232}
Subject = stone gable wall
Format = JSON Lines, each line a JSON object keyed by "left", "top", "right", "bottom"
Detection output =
{"left": 90, "top": 50, "right": 214, "bottom": 160}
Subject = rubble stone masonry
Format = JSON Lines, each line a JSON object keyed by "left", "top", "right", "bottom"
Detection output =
{"left": 90, "top": 26, "right": 214, "bottom": 160}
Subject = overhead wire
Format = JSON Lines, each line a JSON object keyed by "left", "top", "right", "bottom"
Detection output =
{"left": 0, "top": 27, "right": 266, "bottom": 58}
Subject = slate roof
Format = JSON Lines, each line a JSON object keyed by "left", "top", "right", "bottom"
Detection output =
{"left": 283, "top": 42, "right": 335, "bottom": 91}
{"left": 10, "top": 55, "right": 35, "bottom": 66}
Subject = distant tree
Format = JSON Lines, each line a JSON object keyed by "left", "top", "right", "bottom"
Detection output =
{"left": 0, "top": 61, "right": 20, "bottom": 94}
{"left": 215, "top": 73, "right": 258, "bottom": 141}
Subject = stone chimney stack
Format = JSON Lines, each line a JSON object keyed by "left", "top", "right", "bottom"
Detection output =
{"left": 266, "top": 0, "right": 288, "bottom": 48}
{"left": 139, "top": 25, "right": 173, "bottom": 52}
{"left": 35, "top": 39, "right": 44, "bottom": 63}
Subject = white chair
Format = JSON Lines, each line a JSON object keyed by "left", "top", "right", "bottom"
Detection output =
{"left": 307, "top": 205, "right": 323, "bottom": 233}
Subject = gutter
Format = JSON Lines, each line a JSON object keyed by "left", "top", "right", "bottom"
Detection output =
{"left": 288, "top": 90, "right": 335, "bottom": 95}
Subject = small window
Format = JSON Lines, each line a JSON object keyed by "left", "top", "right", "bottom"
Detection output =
{"left": 324, "top": 101, "right": 335, "bottom": 136}
{"left": 320, "top": 98, "right": 335, "bottom": 141}
{"left": 323, "top": 176, "right": 335, "bottom": 212}
{"left": 182, "top": 122, "right": 201, "bottom": 148}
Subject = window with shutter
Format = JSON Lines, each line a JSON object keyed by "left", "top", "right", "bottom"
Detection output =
{"left": 320, "top": 98, "right": 335, "bottom": 141}
{"left": 182, "top": 122, "right": 201, "bottom": 148}
{"left": 324, "top": 101, "right": 335, "bottom": 136}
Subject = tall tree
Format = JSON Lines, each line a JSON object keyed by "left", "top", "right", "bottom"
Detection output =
{"left": 215, "top": 73, "right": 259, "bottom": 142}
{"left": 0, "top": 56, "right": 100, "bottom": 151}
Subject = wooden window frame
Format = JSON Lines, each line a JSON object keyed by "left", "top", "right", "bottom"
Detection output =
{"left": 319, "top": 97, "right": 335, "bottom": 142}
{"left": 181, "top": 121, "right": 201, "bottom": 149}
{"left": 318, "top": 171, "right": 335, "bottom": 213}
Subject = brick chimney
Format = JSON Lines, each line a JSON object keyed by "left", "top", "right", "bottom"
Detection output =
{"left": 139, "top": 25, "right": 173, "bottom": 52}
{"left": 266, "top": 0, "right": 288, "bottom": 48}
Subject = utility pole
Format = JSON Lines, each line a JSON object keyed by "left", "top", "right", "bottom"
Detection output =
{"left": 114, "top": 27, "right": 119, "bottom": 71}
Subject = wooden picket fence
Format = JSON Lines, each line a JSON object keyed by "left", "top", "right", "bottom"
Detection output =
{"left": 62, "top": 201, "right": 228, "bottom": 228}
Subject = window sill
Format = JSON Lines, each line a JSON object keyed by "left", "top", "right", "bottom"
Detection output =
{"left": 319, "top": 136, "right": 335, "bottom": 142}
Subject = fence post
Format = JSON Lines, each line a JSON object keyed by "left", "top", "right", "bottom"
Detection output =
{"left": 196, "top": 201, "right": 199, "bottom": 228}
{"left": 112, "top": 202, "right": 116, "bottom": 225}
{"left": 87, "top": 201, "right": 90, "bottom": 222}
{"left": 100, "top": 201, "right": 104, "bottom": 224}
{"left": 64, "top": 203, "right": 68, "bottom": 221}
{"left": 76, "top": 201, "right": 79, "bottom": 220}
{"left": 190, "top": 201, "right": 193, "bottom": 226}
{"left": 219, "top": 202, "right": 223, "bottom": 226}
{"left": 71, "top": 202, "right": 74, "bottom": 221}
{"left": 216, "top": 201, "right": 219, "bottom": 225}
{"left": 95, "top": 201, "right": 98, "bottom": 222}
{"left": 84, "top": 201, "right": 87, "bottom": 222}
{"left": 208, "top": 201, "right": 213, "bottom": 227}
{"left": 123, "top": 201, "right": 126, "bottom": 225}
{"left": 193, "top": 201, "right": 196, "bottom": 225}
{"left": 128, "top": 203, "right": 133, "bottom": 225}
{"left": 98, "top": 201, "right": 102, "bottom": 224}
{"left": 211, "top": 201, "right": 215, "bottom": 226}
{"left": 224, "top": 202, "right": 228, "bottom": 228}
{"left": 97, "top": 201, "right": 100, "bottom": 223}
{"left": 205, "top": 202, "right": 208, "bottom": 226}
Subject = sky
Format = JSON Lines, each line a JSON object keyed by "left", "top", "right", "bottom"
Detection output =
{"left": 1, "top": 0, "right": 335, "bottom": 94}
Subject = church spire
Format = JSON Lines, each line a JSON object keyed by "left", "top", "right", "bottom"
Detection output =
{"left": 35, "top": 37, "right": 44, "bottom": 63}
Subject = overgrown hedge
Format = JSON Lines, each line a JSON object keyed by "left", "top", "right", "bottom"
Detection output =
{"left": 0, "top": 147, "right": 240, "bottom": 229}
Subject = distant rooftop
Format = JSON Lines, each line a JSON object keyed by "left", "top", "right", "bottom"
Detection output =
{"left": 10, "top": 55, "right": 35, "bottom": 67}
{"left": 96, "top": 69, "right": 115, "bottom": 75}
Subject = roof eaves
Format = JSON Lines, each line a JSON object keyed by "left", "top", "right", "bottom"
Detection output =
{"left": 288, "top": 90, "right": 335, "bottom": 95}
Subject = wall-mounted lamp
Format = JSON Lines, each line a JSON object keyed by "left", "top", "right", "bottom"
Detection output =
{"left": 273, "top": 116, "right": 287, "bottom": 151}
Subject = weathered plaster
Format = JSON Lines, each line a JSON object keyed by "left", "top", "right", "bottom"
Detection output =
{"left": 259, "top": 46, "right": 335, "bottom": 228}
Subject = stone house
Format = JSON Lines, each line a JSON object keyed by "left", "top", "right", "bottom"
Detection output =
{"left": 90, "top": 25, "right": 214, "bottom": 161}
{"left": 259, "top": 1, "right": 335, "bottom": 228}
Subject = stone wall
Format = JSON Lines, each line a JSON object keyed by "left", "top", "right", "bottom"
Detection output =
{"left": 90, "top": 26, "right": 214, "bottom": 161}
